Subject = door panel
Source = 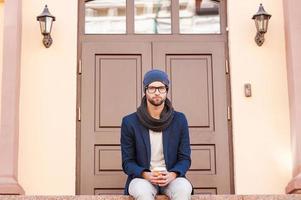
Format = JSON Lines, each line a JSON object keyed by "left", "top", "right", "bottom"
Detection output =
{"left": 190, "top": 145, "right": 216, "bottom": 174}
{"left": 95, "top": 55, "right": 142, "bottom": 128}
{"left": 153, "top": 42, "right": 231, "bottom": 193}
{"left": 80, "top": 42, "right": 152, "bottom": 194}
{"left": 94, "top": 146, "right": 122, "bottom": 172}
{"left": 166, "top": 55, "right": 213, "bottom": 128}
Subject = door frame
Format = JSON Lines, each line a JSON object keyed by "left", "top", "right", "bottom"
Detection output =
{"left": 76, "top": 0, "right": 234, "bottom": 194}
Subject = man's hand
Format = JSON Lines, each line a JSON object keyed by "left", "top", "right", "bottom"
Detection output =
{"left": 142, "top": 171, "right": 178, "bottom": 186}
{"left": 142, "top": 171, "right": 162, "bottom": 185}
{"left": 157, "top": 171, "right": 177, "bottom": 187}
{"left": 150, "top": 171, "right": 177, "bottom": 187}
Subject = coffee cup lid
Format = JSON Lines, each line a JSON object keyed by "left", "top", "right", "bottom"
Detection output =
{"left": 152, "top": 166, "right": 167, "bottom": 172}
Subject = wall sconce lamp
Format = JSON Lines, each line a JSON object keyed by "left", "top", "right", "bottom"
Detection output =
{"left": 252, "top": 3, "right": 271, "bottom": 46}
{"left": 37, "top": 5, "right": 56, "bottom": 48}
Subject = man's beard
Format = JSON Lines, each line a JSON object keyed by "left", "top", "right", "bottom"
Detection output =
{"left": 147, "top": 96, "right": 166, "bottom": 106}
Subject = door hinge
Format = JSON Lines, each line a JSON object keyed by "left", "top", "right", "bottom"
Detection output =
{"left": 77, "top": 106, "right": 81, "bottom": 121}
{"left": 227, "top": 106, "right": 231, "bottom": 121}
{"left": 225, "top": 59, "right": 229, "bottom": 74}
{"left": 78, "top": 59, "right": 82, "bottom": 75}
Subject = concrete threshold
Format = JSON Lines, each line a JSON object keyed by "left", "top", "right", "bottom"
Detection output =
{"left": 0, "top": 195, "right": 300, "bottom": 200}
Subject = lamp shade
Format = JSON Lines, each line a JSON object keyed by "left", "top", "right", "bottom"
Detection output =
{"left": 37, "top": 5, "right": 56, "bottom": 35}
{"left": 252, "top": 3, "right": 271, "bottom": 33}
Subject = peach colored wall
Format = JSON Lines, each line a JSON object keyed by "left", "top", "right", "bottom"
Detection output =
{"left": 17, "top": 0, "right": 291, "bottom": 195}
{"left": 0, "top": 3, "right": 3, "bottom": 123}
{"left": 228, "top": 0, "right": 292, "bottom": 194}
{"left": 18, "top": 0, "right": 77, "bottom": 195}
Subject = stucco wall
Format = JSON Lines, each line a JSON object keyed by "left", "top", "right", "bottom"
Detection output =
{"left": 17, "top": 0, "right": 291, "bottom": 195}
{"left": 0, "top": 3, "right": 4, "bottom": 123}
{"left": 228, "top": 0, "right": 291, "bottom": 194}
{"left": 18, "top": 0, "right": 77, "bottom": 195}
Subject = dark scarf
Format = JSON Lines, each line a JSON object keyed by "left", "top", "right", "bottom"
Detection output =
{"left": 136, "top": 96, "right": 175, "bottom": 132}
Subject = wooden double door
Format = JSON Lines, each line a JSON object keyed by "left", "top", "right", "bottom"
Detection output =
{"left": 78, "top": 41, "right": 232, "bottom": 194}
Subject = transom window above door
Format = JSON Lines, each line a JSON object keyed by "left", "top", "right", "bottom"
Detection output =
{"left": 84, "top": 0, "right": 221, "bottom": 34}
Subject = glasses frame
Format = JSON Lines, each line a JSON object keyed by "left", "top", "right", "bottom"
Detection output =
{"left": 145, "top": 86, "right": 168, "bottom": 94}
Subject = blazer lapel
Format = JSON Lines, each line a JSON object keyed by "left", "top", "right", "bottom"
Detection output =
{"left": 162, "top": 128, "right": 169, "bottom": 168}
{"left": 140, "top": 125, "right": 151, "bottom": 165}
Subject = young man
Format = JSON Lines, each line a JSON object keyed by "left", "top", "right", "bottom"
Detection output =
{"left": 121, "top": 69, "right": 192, "bottom": 200}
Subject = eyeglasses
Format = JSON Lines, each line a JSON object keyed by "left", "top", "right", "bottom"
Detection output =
{"left": 146, "top": 86, "right": 168, "bottom": 94}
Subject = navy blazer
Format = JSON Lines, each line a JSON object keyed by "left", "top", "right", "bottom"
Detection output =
{"left": 120, "top": 111, "right": 191, "bottom": 194}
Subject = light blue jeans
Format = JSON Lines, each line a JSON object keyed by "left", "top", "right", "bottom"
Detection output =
{"left": 128, "top": 177, "right": 192, "bottom": 200}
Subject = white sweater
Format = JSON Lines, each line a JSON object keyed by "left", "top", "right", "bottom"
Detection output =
{"left": 149, "top": 130, "right": 167, "bottom": 171}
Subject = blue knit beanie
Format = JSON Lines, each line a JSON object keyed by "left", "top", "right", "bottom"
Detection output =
{"left": 143, "top": 69, "right": 169, "bottom": 88}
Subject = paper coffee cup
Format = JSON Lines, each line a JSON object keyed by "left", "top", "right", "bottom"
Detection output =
{"left": 152, "top": 166, "right": 167, "bottom": 176}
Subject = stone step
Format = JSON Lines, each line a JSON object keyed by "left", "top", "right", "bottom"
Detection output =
{"left": 0, "top": 195, "right": 300, "bottom": 200}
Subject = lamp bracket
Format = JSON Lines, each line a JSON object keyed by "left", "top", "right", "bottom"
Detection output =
{"left": 255, "top": 32, "right": 265, "bottom": 46}
{"left": 43, "top": 34, "right": 53, "bottom": 48}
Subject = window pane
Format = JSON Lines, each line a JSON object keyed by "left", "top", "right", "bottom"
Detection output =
{"left": 135, "top": 0, "right": 171, "bottom": 34}
{"left": 179, "top": 0, "right": 220, "bottom": 34}
{"left": 85, "top": 0, "right": 126, "bottom": 34}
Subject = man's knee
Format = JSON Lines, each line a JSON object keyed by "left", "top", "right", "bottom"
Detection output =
{"left": 165, "top": 177, "right": 192, "bottom": 198}
{"left": 129, "top": 178, "right": 157, "bottom": 199}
